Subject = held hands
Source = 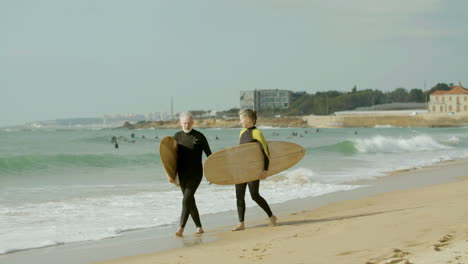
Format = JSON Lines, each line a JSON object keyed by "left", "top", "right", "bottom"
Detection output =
{"left": 260, "top": 170, "right": 268, "bottom": 180}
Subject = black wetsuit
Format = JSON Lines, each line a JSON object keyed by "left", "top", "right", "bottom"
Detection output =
{"left": 174, "top": 129, "right": 211, "bottom": 228}
{"left": 235, "top": 126, "right": 273, "bottom": 222}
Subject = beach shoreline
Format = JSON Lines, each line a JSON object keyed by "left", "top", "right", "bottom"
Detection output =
{"left": 122, "top": 113, "right": 468, "bottom": 129}
{"left": 94, "top": 159, "right": 468, "bottom": 264}
{"left": 3, "top": 158, "right": 468, "bottom": 264}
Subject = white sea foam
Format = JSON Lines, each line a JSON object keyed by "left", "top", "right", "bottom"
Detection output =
{"left": 3, "top": 127, "right": 468, "bottom": 255}
{"left": 0, "top": 167, "right": 363, "bottom": 254}
{"left": 267, "top": 168, "right": 316, "bottom": 184}
{"left": 353, "top": 135, "right": 451, "bottom": 153}
{"left": 0, "top": 189, "right": 181, "bottom": 254}
{"left": 446, "top": 136, "right": 460, "bottom": 144}
{"left": 198, "top": 167, "right": 363, "bottom": 214}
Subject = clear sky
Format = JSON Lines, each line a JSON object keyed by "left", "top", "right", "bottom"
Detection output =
{"left": 1, "top": 0, "right": 467, "bottom": 127}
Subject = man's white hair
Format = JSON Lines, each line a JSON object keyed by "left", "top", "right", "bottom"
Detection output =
{"left": 179, "top": 112, "right": 193, "bottom": 121}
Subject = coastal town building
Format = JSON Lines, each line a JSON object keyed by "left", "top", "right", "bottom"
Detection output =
{"left": 429, "top": 84, "right": 468, "bottom": 113}
{"left": 240, "top": 89, "right": 292, "bottom": 111}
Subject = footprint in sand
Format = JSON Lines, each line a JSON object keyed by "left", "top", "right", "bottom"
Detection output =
{"left": 366, "top": 249, "right": 412, "bottom": 264}
{"left": 336, "top": 251, "right": 356, "bottom": 256}
{"left": 434, "top": 234, "right": 454, "bottom": 251}
{"left": 244, "top": 242, "right": 273, "bottom": 261}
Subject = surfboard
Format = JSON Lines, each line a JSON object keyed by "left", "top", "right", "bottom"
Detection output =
{"left": 159, "top": 136, "right": 179, "bottom": 186}
{"left": 204, "top": 141, "right": 306, "bottom": 185}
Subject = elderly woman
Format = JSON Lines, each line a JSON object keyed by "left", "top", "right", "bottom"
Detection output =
{"left": 232, "top": 108, "right": 277, "bottom": 231}
{"left": 173, "top": 112, "right": 212, "bottom": 237}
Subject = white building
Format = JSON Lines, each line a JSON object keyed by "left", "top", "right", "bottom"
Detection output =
{"left": 429, "top": 84, "right": 468, "bottom": 113}
{"left": 240, "top": 89, "right": 292, "bottom": 111}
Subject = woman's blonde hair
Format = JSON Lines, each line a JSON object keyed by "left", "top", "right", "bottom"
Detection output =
{"left": 239, "top": 108, "right": 257, "bottom": 125}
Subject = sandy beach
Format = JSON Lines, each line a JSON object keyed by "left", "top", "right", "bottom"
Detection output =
{"left": 93, "top": 162, "right": 468, "bottom": 264}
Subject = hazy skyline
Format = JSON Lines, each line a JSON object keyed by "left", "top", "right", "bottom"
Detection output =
{"left": 1, "top": 0, "right": 467, "bottom": 127}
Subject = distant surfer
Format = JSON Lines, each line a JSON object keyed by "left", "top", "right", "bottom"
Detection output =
{"left": 111, "top": 136, "right": 119, "bottom": 149}
{"left": 232, "top": 109, "right": 277, "bottom": 231}
{"left": 173, "top": 112, "right": 212, "bottom": 237}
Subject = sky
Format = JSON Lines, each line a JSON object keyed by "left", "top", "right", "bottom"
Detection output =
{"left": 1, "top": 0, "right": 467, "bottom": 127}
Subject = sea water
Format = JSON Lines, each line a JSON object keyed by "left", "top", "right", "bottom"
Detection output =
{"left": 1, "top": 125, "right": 468, "bottom": 254}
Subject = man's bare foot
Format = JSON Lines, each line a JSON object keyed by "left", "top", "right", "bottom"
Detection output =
{"left": 232, "top": 222, "right": 245, "bottom": 231}
{"left": 269, "top": 215, "right": 277, "bottom": 226}
{"left": 175, "top": 227, "right": 184, "bottom": 237}
{"left": 195, "top": 227, "right": 204, "bottom": 234}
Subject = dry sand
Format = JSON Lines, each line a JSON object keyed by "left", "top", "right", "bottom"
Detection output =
{"left": 95, "top": 177, "right": 468, "bottom": 264}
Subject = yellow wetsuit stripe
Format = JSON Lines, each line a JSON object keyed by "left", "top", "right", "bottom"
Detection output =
{"left": 252, "top": 129, "right": 270, "bottom": 158}
{"left": 240, "top": 128, "right": 247, "bottom": 138}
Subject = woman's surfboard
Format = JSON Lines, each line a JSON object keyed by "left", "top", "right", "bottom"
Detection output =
{"left": 204, "top": 141, "right": 305, "bottom": 185}
{"left": 159, "top": 136, "right": 179, "bottom": 185}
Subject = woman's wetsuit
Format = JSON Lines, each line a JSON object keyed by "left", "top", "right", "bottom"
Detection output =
{"left": 174, "top": 129, "right": 211, "bottom": 228}
{"left": 235, "top": 126, "right": 273, "bottom": 222}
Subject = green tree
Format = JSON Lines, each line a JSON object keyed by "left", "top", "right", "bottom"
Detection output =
{"left": 427, "top": 83, "right": 450, "bottom": 94}
{"left": 387, "top": 88, "right": 409, "bottom": 102}
{"left": 409, "top": 89, "right": 426, "bottom": 102}
{"left": 287, "top": 93, "right": 314, "bottom": 115}
{"left": 312, "top": 95, "right": 328, "bottom": 115}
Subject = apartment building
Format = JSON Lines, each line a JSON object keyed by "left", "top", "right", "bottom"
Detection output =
{"left": 240, "top": 89, "right": 292, "bottom": 111}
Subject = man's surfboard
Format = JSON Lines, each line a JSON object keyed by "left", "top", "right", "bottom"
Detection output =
{"left": 204, "top": 141, "right": 305, "bottom": 185}
{"left": 159, "top": 136, "right": 179, "bottom": 185}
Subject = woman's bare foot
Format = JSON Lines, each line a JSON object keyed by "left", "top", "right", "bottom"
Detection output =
{"left": 195, "top": 227, "right": 204, "bottom": 234}
{"left": 175, "top": 227, "right": 184, "bottom": 237}
{"left": 269, "top": 215, "right": 277, "bottom": 226}
{"left": 232, "top": 222, "right": 245, "bottom": 231}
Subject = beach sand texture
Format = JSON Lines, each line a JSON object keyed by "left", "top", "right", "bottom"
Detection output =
{"left": 96, "top": 177, "right": 468, "bottom": 264}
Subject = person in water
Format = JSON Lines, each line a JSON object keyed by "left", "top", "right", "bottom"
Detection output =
{"left": 232, "top": 108, "right": 277, "bottom": 231}
{"left": 173, "top": 112, "right": 212, "bottom": 237}
{"left": 111, "top": 136, "right": 119, "bottom": 148}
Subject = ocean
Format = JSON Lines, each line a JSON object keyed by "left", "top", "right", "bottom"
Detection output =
{"left": 1, "top": 125, "right": 468, "bottom": 255}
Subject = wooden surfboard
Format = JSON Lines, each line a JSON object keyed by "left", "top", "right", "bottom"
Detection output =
{"left": 204, "top": 141, "right": 306, "bottom": 185}
{"left": 159, "top": 136, "right": 179, "bottom": 185}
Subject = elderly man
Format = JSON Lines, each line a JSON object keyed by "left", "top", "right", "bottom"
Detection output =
{"left": 173, "top": 112, "right": 212, "bottom": 237}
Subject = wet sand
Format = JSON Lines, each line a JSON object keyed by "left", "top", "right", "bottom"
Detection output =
{"left": 93, "top": 160, "right": 468, "bottom": 264}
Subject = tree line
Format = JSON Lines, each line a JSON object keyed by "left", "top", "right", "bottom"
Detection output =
{"left": 213, "top": 83, "right": 454, "bottom": 117}
{"left": 266, "top": 83, "right": 453, "bottom": 116}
